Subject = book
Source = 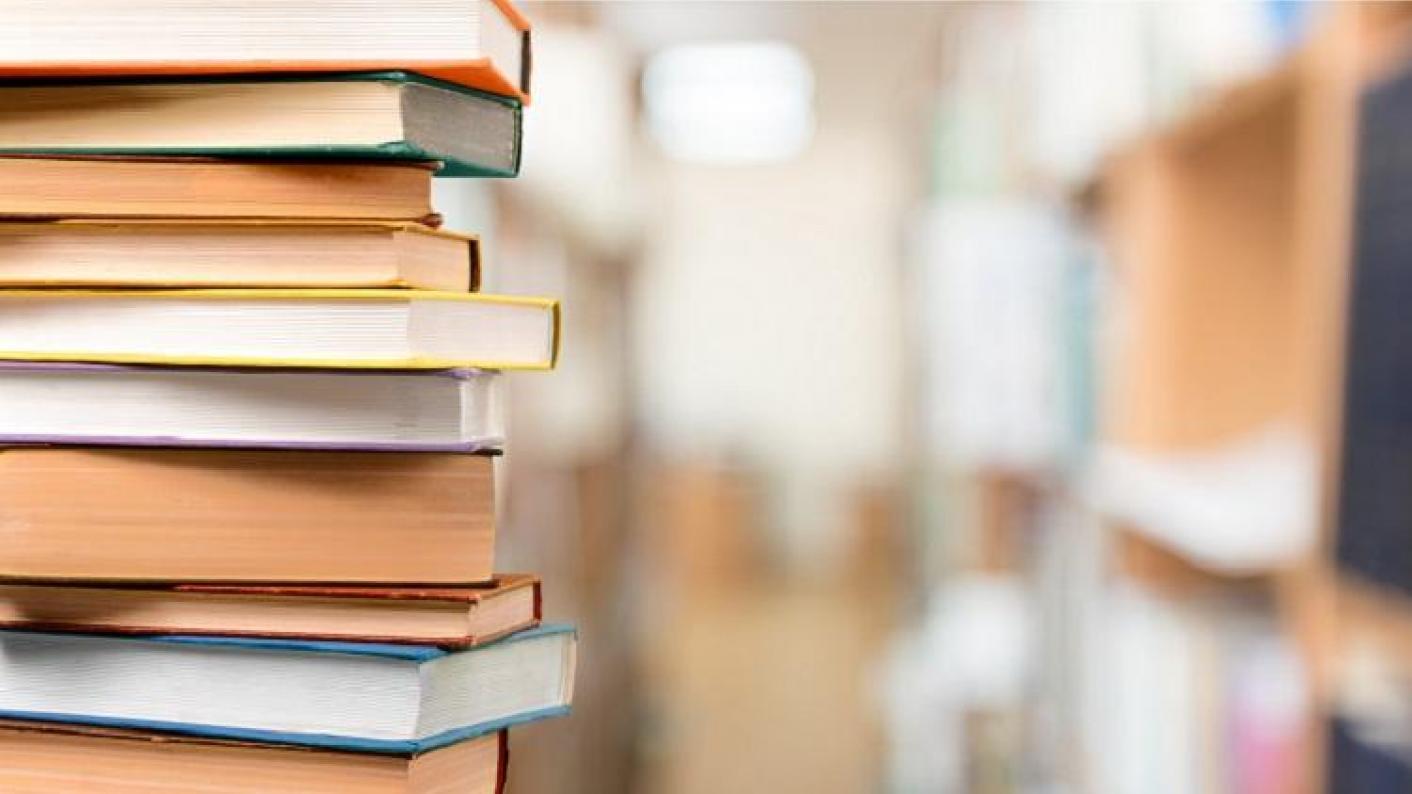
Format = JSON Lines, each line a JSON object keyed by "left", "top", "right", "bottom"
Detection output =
{"left": 0, "top": 721, "right": 508, "bottom": 794}
{"left": 0, "top": 0, "right": 532, "bottom": 102}
{"left": 0, "top": 221, "right": 479, "bottom": 290}
{"left": 0, "top": 289, "right": 560, "bottom": 371}
{"left": 0, "top": 574, "right": 540, "bottom": 648}
{"left": 0, "top": 73, "right": 521, "bottom": 178}
{"left": 0, "top": 625, "right": 575, "bottom": 753}
{"left": 1329, "top": 717, "right": 1412, "bottom": 793}
{"left": 0, "top": 448, "right": 496, "bottom": 583}
{"left": 1338, "top": 59, "right": 1412, "bottom": 598}
{"left": 0, "top": 364, "right": 500, "bottom": 451}
{"left": 0, "top": 156, "right": 436, "bottom": 221}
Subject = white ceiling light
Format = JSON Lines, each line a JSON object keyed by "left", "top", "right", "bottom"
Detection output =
{"left": 643, "top": 40, "right": 815, "bottom": 166}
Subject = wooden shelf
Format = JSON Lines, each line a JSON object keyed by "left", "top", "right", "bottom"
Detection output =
{"left": 1336, "top": 574, "right": 1412, "bottom": 674}
{"left": 1112, "top": 522, "right": 1278, "bottom": 597}
{"left": 1162, "top": 63, "right": 1300, "bottom": 152}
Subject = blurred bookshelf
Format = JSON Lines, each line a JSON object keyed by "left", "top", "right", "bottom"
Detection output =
{"left": 901, "top": 4, "right": 1412, "bottom": 792}
{"left": 1086, "top": 6, "right": 1412, "bottom": 792}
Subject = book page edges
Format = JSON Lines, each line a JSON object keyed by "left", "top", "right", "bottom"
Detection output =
{"left": 0, "top": 288, "right": 549, "bottom": 304}
{"left": 17, "top": 220, "right": 475, "bottom": 243}
{"left": 0, "top": 353, "right": 554, "bottom": 371}
{"left": 0, "top": 61, "right": 527, "bottom": 103}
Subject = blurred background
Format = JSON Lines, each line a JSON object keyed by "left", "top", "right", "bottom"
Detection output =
{"left": 446, "top": 3, "right": 1412, "bottom": 792}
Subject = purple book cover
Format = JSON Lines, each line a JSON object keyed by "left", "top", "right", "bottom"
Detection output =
{"left": 0, "top": 362, "right": 502, "bottom": 453}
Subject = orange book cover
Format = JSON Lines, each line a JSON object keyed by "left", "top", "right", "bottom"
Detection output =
{"left": 0, "top": 61, "right": 527, "bottom": 103}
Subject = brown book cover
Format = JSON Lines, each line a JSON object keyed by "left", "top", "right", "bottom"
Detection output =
{"left": 0, "top": 720, "right": 508, "bottom": 793}
{"left": 0, "top": 156, "right": 436, "bottom": 221}
{"left": 0, "top": 575, "right": 540, "bottom": 648}
{"left": 0, "top": 448, "right": 496, "bottom": 584}
{"left": 0, "top": 220, "right": 479, "bottom": 291}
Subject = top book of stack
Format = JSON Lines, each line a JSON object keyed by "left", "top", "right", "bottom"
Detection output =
{"left": 0, "top": 0, "right": 532, "bottom": 103}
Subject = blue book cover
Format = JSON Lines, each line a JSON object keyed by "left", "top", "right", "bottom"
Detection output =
{"left": 0, "top": 624, "right": 575, "bottom": 755}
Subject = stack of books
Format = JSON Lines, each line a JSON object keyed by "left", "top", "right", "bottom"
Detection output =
{"left": 0, "top": 1, "right": 574, "bottom": 791}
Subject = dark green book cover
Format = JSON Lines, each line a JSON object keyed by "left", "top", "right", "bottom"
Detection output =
{"left": 0, "top": 71, "right": 522, "bottom": 178}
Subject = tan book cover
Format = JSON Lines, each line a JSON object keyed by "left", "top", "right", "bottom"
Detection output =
{"left": 0, "top": 448, "right": 496, "bottom": 583}
{"left": 0, "top": 721, "right": 507, "bottom": 794}
{"left": 0, "top": 575, "right": 540, "bottom": 647}
{"left": 0, "top": 220, "right": 479, "bottom": 291}
{"left": 0, "top": 156, "right": 436, "bottom": 221}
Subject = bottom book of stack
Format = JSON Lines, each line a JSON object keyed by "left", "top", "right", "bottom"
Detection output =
{"left": 0, "top": 581, "right": 575, "bottom": 792}
{"left": 0, "top": 721, "right": 506, "bottom": 794}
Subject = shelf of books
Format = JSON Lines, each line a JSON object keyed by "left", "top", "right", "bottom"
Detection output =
{"left": 1092, "top": 5, "right": 1412, "bottom": 791}
{"left": 0, "top": 1, "right": 575, "bottom": 791}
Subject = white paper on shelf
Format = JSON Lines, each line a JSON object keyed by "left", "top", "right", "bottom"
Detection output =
{"left": 1087, "top": 426, "right": 1318, "bottom": 571}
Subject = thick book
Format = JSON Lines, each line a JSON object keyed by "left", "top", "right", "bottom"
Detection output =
{"left": 0, "top": 364, "right": 500, "bottom": 451}
{"left": 0, "top": 448, "right": 496, "bottom": 583}
{"left": 0, "top": 220, "right": 479, "bottom": 290}
{"left": 0, "top": 156, "right": 436, "bottom": 221}
{"left": 0, "top": 625, "right": 575, "bottom": 753}
{"left": 0, "top": 574, "right": 540, "bottom": 648}
{"left": 0, "top": 73, "right": 521, "bottom": 177}
{"left": 1338, "top": 59, "right": 1412, "bottom": 598}
{"left": 0, "top": 721, "right": 507, "bottom": 794}
{"left": 0, "top": 289, "right": 560, "bottom": 371}
{"left": 0, "top": 0, "right": 532, "bottom": 102}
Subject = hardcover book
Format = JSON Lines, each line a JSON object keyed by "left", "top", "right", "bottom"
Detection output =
{"left": 1338, "top": 58, "right": 1412, "bottom": 598}
{"left": 0, "top": 220, "right": 479, "bottom": 290}
{"left": 0, "top": 73, "right": 522, "bottom": 177}
{"left": 0, "top": 448, "right": 498, "bottom": 583}
{"left": 0, "top": 157, "right": 437, "bottom": 221}
{"left": 0, "top": 0, "right": 532, "bottom": 101}
{"left": 0, "top": 364, "right": 500, "bottom": 451}
{"left": 0, "top": 625, "right": 576, "bottom": 753}
{"left": 0, "top": 721, "right": 508, "bottom": 794}
{"left": 0, "top": 289, "right": 560, "bottom": 371}
{"left": 0, "top": 575, "right": 540, "bottom": 648}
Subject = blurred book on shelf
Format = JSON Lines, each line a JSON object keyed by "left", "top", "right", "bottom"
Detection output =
{"left": 1329, "top": 642, "right": 1412, "bottom": 793}
{"left": 1328, "top": 718, "right": 1412, "bottom": 794}
{"left": 1337, "top": 55, "right": 1412, "bottom": 600}
{"left": 1095, "top": 588, "right": 1307, "bottom": 794}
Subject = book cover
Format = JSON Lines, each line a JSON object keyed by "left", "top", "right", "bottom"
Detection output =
{"left": 0, "top": 574, "right": 540, "bottom": 647}
{"left": 0, "top": 156, "right": 439, "bottom": 222}
{"left": 0, "top": 72, "right": 523, "bottom": 177}
{"left": 0, "top": 721, "right": 509, "bottom": 793}
{"left": 0, "top": 219, "right": 482, "bottom": 290}
{"left": 0, "top": 288, "right": 561, "bottom": 371}
{"left": 0, "top": 0, "right": 533, "bottom": 102}
{"left": 0, "top": 625, "right": 576, "bottom": 755}
{"left": 0, "top": 362, "right": 501, "bottom": 452}
{"left": 0, "top": 446, "right": 500, "bottom": 583}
